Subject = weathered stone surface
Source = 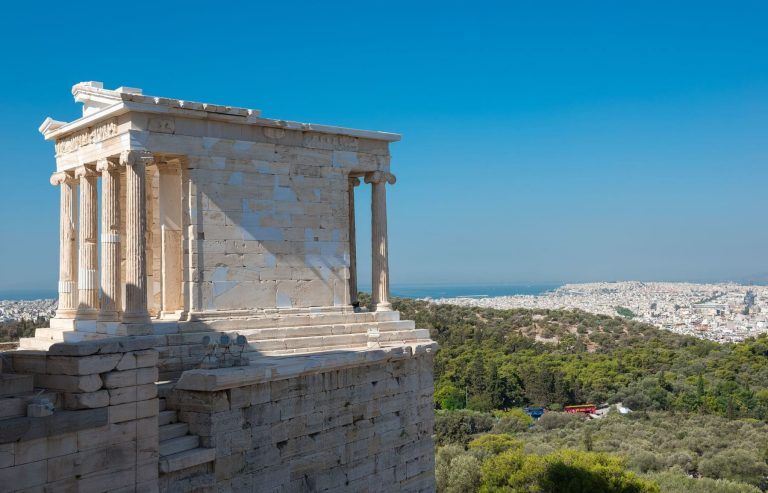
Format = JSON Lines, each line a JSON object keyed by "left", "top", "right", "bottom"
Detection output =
{"left": 116, "top": 350, "right": 159, "bottom": 371}
{"left": 47, "top": 354, "right": 121, "bottom": 375}
{"left": 101, "top": 367, "right": 158, "bottom": 389}
{"left": 35, "top": 373, "right": 102, "bottom": 393}
{"left": 0, "top": 374, "right": 34, "bottom": 396}
{"left": 63, "top": 390, "right": 109, "bottom": 410}
{"left": 0, "top": 408, "right": 108, "bottom": 444}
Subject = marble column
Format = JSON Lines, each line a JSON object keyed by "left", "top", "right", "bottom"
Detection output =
{"left": 97, "top": 158, "right": 121, "bottom": 321}
{"left": 122, "top": 150, "right": 152, "bottom": 324}
{"left": 365, "top": 171, "right": 396, "bottom": 311}
{"left": 348, "top": 176, "right": 361, "bottom": 308}
{"left": 75, "top": 165, "right": 99, "bottom": 318}
{"left": 51, "top": 171, "right": 78, "bottom": 319}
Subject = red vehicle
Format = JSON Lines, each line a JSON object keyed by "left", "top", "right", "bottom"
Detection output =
{"left": 564, "top": 404, "right": 597, "bottom": 415}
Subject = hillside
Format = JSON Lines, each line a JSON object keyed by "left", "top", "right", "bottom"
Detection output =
{"left": 389, "top": 298, "right": 768, "bottom": 491}
{"left": 392, "top": 297, "right": 768, "bottom": 418}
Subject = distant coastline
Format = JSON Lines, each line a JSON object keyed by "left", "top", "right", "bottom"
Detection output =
{"left": 376, "top": 283, "right": 560, "bottom": 299}
{"left": 2, "top": 281, "right": 767, "bottom": 302}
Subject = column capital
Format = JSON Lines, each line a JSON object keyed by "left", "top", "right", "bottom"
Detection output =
{"left": 349, "top": 176, "right": 361, "bottom": 187}
{"left": 50, "top": 171, "right": 76, "bottom": 187}
{"left": 119, "top": 149, "right": 154, "bottom": 167}
{"left": 364, "top": 171, "right": 396, "bottom": 185}
{"left": 73, "top": 165, "right": 98, "bottom": 179}
{"left": 96, "top": 157, "right": 120, "bottom": 173}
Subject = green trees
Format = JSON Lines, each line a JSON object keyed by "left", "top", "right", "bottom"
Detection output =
{"left": 396, "top": 297, "right": 768, "bottom": 491}
{"left": 392, "top": 297, "right": 768, "bottom": 420}
{"left": 435, "top": 409, "right": 768, "bottom": 491}
{"left": 437, "top": 441, "right": 659, "bottom": 493}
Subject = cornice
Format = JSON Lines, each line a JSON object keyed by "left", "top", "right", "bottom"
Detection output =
{"left": 40, "top": 83, "right": 401, "bottom": 144}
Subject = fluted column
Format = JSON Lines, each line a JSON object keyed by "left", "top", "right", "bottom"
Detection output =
{"left": 122, "top": 150, "right": 153, "bottom": 324}
{"left": 51, "top": 171, "right": 78, "bottom": 318}
{"left": 97, "top": 158, "right": 121, "bottom": 321}
{"left": 348, "top": 176, "right": 361, "bottom": 308}
{"left": 75, "top": 165, "right": 99, "bottom": 318}
{"left": 365, "top": 171, "right": 396, "bottom": 311}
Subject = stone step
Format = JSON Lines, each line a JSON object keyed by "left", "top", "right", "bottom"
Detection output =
{"left": 170, "top": 320, "right": 415, "bottom": 346}
{"left": 159, "top": 434, "right": 199, "bottom": 457}
{"left": 159, "top": 447, "right": 216, "bottom": 474}
{"left": 243, "top": 327, "right": 428, "bottom": 352}
{"left": 30, "top": 328, "right": 67, "bottom": 342}
{"left": 159, "top": 422, "right": 189, "bottom": 442}
{"left": 0, "top": 374, "right": 34, "bottom": 397}
{"left": 178, "top": 310, "right": 400, "bottom": 333}
{"left": 18, "top": 337, "right": 54, "bottom": 351}
{"left": 158, "top": 410, "right": 178, "bottom": 426}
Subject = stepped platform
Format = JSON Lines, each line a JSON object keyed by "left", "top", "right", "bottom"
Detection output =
{"left": 18, "top": 309, "right": 432, "bottom": 379}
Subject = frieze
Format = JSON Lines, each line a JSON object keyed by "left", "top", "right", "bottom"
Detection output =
{"left": 55, "top": 119, "right": 119, "bottom": 154}
{"left": 303, "top": 132, "right": 358, "bottom": 151}
{"left": 148, "top": 117, "right": 175, "bottom": 134}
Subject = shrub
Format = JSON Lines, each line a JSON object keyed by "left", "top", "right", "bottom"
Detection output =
{"left": 468, "top": 434, "right": 523, "bottom": 457}
{"left": 492, "top": 408, "right": 534, "bottom": 433}
{"left": 435, "top": 410, "right": 494, "bottom": 445}
{"left": 536, "top": 411, "right": 583, "bottom": 430}
{"left": 436, "top": 445, "right": 482, "bottom": 493}
{"left": 479, "top": 448, "right": 659, "bottom": 493}
{"left": 646, "top": 470, "right": 760, "bottom": 493}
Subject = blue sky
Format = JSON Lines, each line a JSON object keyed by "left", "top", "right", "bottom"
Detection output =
{"left": 1, "top": 1, "right": 767, "bottom": 292}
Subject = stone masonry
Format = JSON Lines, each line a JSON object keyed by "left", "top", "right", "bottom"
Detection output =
{"left": 1, "top": 338, "right": 160, "bottom": 492}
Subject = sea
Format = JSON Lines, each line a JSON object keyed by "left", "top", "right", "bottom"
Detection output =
{"left": 384, "top": 283, "right": 559, "bottom": 299}
{"left": 0, "top": 284, "right": 560, "bottom": 301}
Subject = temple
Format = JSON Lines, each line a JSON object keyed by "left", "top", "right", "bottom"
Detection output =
{"left": 1, "top": 83, "right": 436, "bottom": 491}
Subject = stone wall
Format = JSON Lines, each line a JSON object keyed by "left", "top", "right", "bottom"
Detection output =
{"left": 148, "top": 122, "right": 391, "bottom": 315}
{"left": 1, "top": 338, "right": 160, "bottom": 492}
{"left": 163, "top": 347, "right": 436, "bottom": 492}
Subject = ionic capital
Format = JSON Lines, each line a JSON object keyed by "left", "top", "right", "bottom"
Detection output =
{"left": 119, "top": 149, "right": 154, "bottom": 167}
{"left": 96, "top": 157, "right": 120, "bottom": 173}
{"left": 50, "top": 171, "right": 76, "bottom": 187}
{"left": 73, "top": 165, "right": 98, "bottom": 179}
{"left": 364, "top": 171, "right": 396, "bottom": 186}
{"left": 349, "top": 176, "right": 361, "bottom": 187}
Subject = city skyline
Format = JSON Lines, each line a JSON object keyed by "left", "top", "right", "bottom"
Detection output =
{"left": 2, "top": 1, "right": 768, "bottom": 291}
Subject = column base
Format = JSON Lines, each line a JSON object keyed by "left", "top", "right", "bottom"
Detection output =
{"left": 75, "top": 308, "right": 99, "bottom": 320}
{"left": 160, "top": 310, "right": 183, "bottom": 321}
{"left": 372, "top": 302, "right": 392, "bottom": 312}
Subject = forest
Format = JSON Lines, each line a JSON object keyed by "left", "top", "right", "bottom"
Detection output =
{"left": 389, "top": 298, "right": 768, "bottom": 492}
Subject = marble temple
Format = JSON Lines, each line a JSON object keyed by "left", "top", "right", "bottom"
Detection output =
{"left": 0, "top": 82, "right": 436, "bottom": 492}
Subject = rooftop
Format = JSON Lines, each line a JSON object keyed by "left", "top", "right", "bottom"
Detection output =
{"left": 39, "top": 81, "right": 401, "bottom": 143}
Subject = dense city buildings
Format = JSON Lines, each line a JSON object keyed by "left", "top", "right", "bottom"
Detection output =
{"left": 0, "top": 299, "right": 56, "bottom": 323}
{"left": 434, "top": 281, "right": 768, "bottom": 342}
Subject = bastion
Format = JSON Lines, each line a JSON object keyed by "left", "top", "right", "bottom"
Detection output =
{"left": 0, "top": 82, "right": 436, "bottom": 491}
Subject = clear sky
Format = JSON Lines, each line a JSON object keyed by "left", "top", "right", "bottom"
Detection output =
{"left": 1, "top": 1, "right": 767, "bottom": 292}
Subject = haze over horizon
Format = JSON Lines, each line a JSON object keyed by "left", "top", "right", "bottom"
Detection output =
{"left": 1, "top": 1, "right": 767, "bottom": 291}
